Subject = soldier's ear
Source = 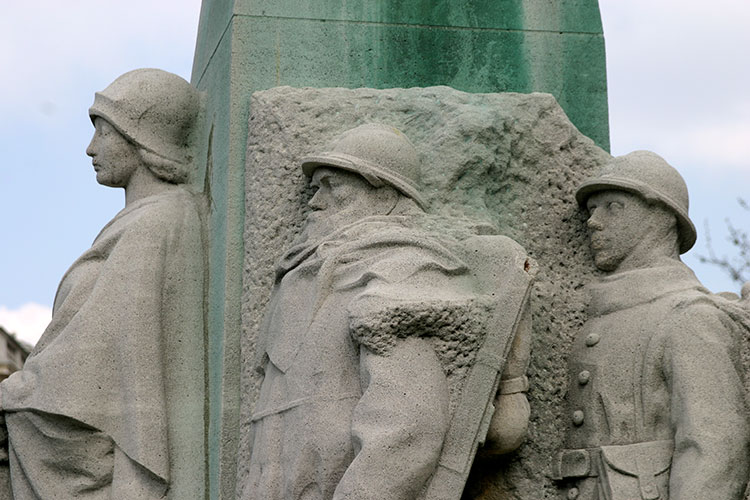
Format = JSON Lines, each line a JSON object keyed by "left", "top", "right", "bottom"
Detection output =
{"left": 375, "top": 185, "right": 400, "bottom": 213}
{"left": 379, "top": 184, "right": 399, "bottom": 200}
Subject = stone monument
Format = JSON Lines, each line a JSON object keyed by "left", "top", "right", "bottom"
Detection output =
{"left": 156, "top": 1, "right": 750, "bottom": 498}
{"left": 10, "top": 2, "right": 750, "bottom": 500}
{"left": 190, "top": 3, "right": 610, "bottom": 494}
{"left": 0, "top": 69, "right": 206, "bottom": 499}
{"left": 241, "top": 123, "right": 535, "bottom": 499}
{"left": 239, "top": 85, "right": 613, "bottom": 499}
{"left": 557, "top": 152, "right": 750, "bottom": 500}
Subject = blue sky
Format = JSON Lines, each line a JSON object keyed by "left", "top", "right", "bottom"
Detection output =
{"left": 2, "top": 1, "right": 749, "bottom": 344}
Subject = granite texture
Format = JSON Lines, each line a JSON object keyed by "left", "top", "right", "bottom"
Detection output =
{"left": 240, "top": 86, "right": 612, "bottom": 498}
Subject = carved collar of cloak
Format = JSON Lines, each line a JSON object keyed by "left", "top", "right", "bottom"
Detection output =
{"left": 275, "top": 198, "right": 426, "bottom": 279}
{"left": 258, "top": 200, "right": 471, "bottom": 372}
{"left": 587, "top": 258, "right": 706, "bottom": 317}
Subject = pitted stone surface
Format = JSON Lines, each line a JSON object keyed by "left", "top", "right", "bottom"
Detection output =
{"left": 241, "top": 86, "right": 611, "bottom": 498}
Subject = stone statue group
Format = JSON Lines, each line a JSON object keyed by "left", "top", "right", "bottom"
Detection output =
{"left": 0, "top": 68, "right": 747, "bottom": 500}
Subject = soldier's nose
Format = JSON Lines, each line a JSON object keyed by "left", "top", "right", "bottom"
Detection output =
{"left": 586, "top": 216, "right": 603, "bottom": 231}
{"left": 308, "top": 191, "right": 327, "bottom": 210}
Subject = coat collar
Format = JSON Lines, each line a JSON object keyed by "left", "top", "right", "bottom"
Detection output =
{"left": 587, "top": 258, "right": 705, "bottom": 316}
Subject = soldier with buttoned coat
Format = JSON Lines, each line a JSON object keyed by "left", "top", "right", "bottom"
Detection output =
{"left": 556, "top": 151, "right": 750, "bottom": 500}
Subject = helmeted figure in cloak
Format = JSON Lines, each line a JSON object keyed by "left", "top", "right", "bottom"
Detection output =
{"left": 556, "top": 151, "right": 750, "bottom": 500}
{"left": 243, "top": 123, "right": 535, "bottom": 500}
{"left": 0, "top": 69, "right": 206, "bottom": 499}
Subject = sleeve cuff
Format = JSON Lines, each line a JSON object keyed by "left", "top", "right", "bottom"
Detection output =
{"left": 499, "top": 375, "right": 529, "bottom": 395}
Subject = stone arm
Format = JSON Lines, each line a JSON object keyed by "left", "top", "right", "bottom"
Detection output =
{"left": 482, "top": 301, "right": 532, "bottom": 455}
{"left": 333, "top": 337, "right": 451, "bottom": 500}
{"left": 665, "top": 306, "right": 750, "bottom": 500}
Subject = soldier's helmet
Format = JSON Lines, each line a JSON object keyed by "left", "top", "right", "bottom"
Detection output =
{"left": 575, "top": 150, "right": 697, "bottom": 254}
{"left": 89, "top": 68, "right": 200, "bottom": 171}
{"left": 300, "top": 123, "right": 426, "bottom": 209}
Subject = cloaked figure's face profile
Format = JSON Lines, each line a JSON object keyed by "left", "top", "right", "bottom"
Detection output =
{"left": 86, "top": 117, "right": 141, "bottom": 188}
{"left": 585, "top": 190, "right": 653, "bottom": 272}
{"left": 303, "top": 167, "right": 378, "bottom": 239}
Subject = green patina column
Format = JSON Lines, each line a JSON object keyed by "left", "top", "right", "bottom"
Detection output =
{"left": 190, "top": 1, "right": 608, "bottom": 498}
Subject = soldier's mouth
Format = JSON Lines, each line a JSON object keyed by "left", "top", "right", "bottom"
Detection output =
{"left": 305, "top": 211, "right": 328, "bottom": 224}
{"left": 590, "top": 237, "right": 606, "bottom": 250}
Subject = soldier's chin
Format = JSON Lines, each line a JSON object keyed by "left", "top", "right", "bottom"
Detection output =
{"left": 593, "top": 252, "right": 618, "bottom": 272}
{"left": 301, "top": 213, "right": 335, "bottom": 241}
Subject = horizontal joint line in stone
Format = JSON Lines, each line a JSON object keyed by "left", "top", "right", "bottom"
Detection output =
{"left": 235, "top": 14, "right": 603, "bottom": 36}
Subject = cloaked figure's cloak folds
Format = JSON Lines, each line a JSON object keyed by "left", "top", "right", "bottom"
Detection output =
{"left": 1, "top": 189, "right": 205, "bottom": 499}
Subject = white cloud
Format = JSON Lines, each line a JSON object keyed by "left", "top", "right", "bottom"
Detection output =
{"left": 0, "top": 303, "right": 52, "bottom": 347}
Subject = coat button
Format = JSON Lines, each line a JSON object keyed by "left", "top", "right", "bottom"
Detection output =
{"left": 567, "top": 487, "right": 580, "bottom": 499}
{"left": 572, "top": 410, "right": 585, "bottom": 426}
{"left": 578, "top": 370, "right": 591, "bottom": 385}
{"left": 585, "top": 333, "right": 600, "bottom": 346}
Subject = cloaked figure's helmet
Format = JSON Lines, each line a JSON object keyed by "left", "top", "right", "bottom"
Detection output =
{"left": 89, "top": 68, "right": 200, "bottom": 182}
{"left": 575, "top": 150, "right": 697, "bottom": 254}
{"left": 300, "top": 123, "right": 427, "bottom": 209}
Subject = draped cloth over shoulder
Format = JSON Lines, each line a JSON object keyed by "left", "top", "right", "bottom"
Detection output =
{"left": 0, "top": 189, "right": 206, "bottom": 500}
{"left": 247, "top": 212, "right": 535, "bottom": 500}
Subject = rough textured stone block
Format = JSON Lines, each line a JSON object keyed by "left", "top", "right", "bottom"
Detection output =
{"left": 241, "top": 86, "right": 611, "bottom": 498}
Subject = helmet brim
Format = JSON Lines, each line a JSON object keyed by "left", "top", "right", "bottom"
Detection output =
{"left": 301, "top": 152, "right": 427, "bottom": 210}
